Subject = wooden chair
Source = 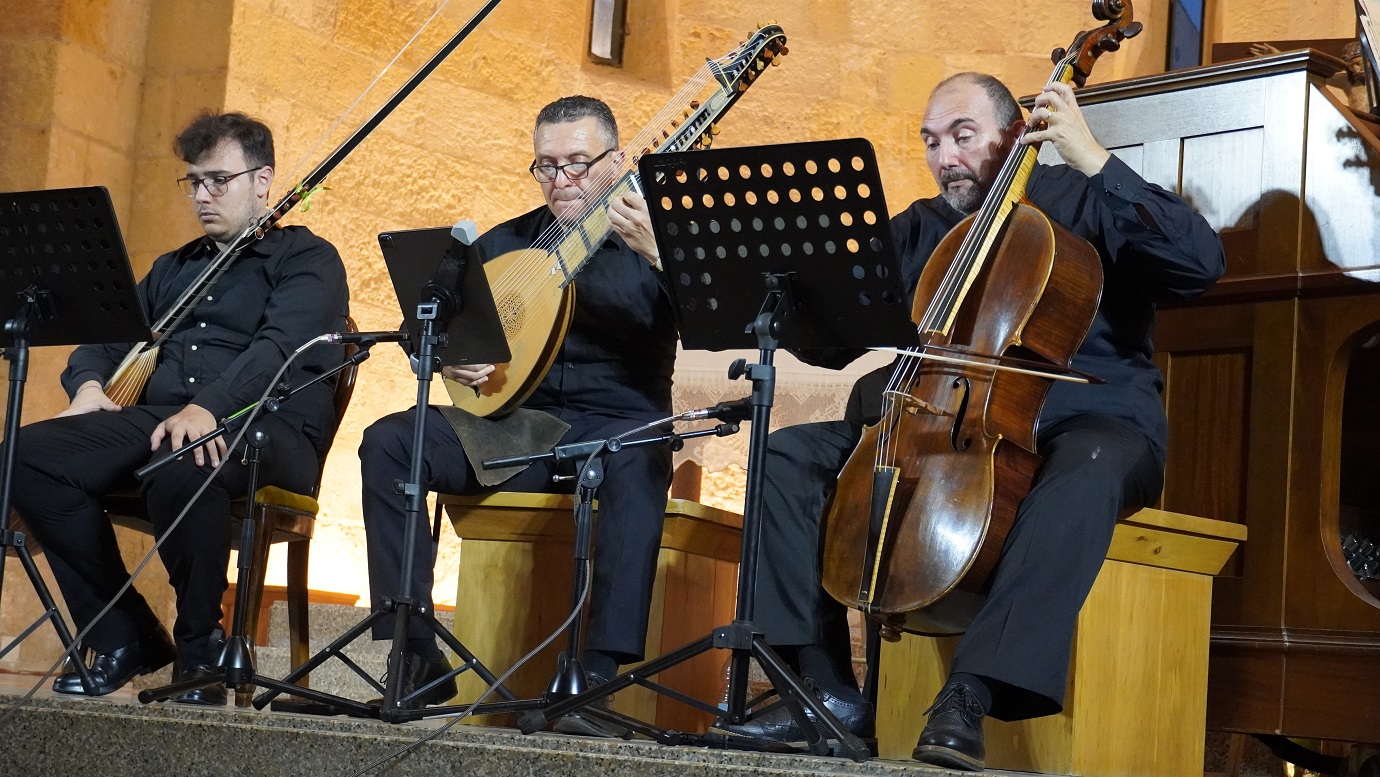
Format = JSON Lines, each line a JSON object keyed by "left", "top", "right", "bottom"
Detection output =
{"left": 874, "top": 507, "right": 1247, "bottom": 777}
{"left": 441, "top": 492, "right": 742, "bottom": 731}
{"left": 105, "top": 319, "right": 359, "bottom": 706}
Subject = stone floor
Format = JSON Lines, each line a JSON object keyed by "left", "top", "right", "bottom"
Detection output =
{"left": 0, "top": 672, "right": 1006, "bottom": 777}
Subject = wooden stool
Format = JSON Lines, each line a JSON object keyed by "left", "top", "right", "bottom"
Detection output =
{"left": 876, "top": 508, "right": 1247, "bottom": 777}
{"left": 442, "top": 492, "right": 741, "bottom": 731}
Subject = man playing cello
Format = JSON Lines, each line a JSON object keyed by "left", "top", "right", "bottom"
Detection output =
{"left": 716, "top": 72, "right": 1224, "bottom": 769}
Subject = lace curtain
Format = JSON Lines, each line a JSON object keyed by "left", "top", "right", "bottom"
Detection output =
{"left": 669, "top": 347, "right": 892, "bottom": 472}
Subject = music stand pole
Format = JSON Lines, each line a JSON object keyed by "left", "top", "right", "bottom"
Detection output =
{"left": 0, "top": 290, "right": 97, "bottom": 691}
{"left": 516, "top": 138, "right": 914, "bottom": 760}
{"left": 481, "top": 424, "right": 739, "bottom": 735}
{"left": 251, "top": 306, "right": 533, "bottom": 722}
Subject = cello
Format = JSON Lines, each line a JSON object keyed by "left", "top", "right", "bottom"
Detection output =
{"left": 820, "top": 0, "right": 1141, "bottom": 636}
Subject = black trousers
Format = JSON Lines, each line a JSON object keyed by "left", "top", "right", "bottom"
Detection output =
{"left": 358, "top": 406, "right": 672, "bottom": 661}
{"left": 11, "top": 407, "right": 319, "bottom": 663}
{"left": 752, "top": 413, "right": 1164, "bottom": 721}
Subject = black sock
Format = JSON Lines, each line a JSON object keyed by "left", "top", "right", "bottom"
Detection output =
{"left": 797, "top": 644, "right": 865, "bottom": 703}
{"left": 406, "top": 637, "right": 443, "bottom": 662}
{"left": 581, "top": 650, "right": 619, "bottom": 680}
{"left": 948, "top": 672, "right": 993, "bottom": 715}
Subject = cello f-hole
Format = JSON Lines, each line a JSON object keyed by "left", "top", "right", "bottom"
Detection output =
{"left": 950, "top": 377, "right": 973, "bottom": 452}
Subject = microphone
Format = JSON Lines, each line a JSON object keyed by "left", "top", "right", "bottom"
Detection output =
{"left": 678, "top": 397, "right": 753, "bottom": 423}
{"left": 325, "top": 330, "right": 410, "bottom": 344}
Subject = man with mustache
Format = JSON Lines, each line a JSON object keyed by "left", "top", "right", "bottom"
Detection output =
{"left": 714, "top": 72, "right": 1225, "bottom": 769}
{"left": 357, "top": 96, "right": 675, "bottom": 734}
{"left": 12, "top": 111, "right": 349, "bottom": 705}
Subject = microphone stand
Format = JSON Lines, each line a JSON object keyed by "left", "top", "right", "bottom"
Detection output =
{"left": 481, "top": 423, "right": 740, "bottom": 734}
{"left": 136, "top": 346, "right": 371, "bottom": 705}
{"left": 135, "top": 345, "right": 371, "bottom": 482}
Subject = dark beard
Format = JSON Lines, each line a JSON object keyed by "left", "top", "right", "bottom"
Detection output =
{"left": 939, "top": 170, "right": 985, "bottom": 214}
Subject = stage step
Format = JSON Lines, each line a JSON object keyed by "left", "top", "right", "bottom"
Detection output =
{"left": 0, "top": 673, "right": 975, "bottom": 777}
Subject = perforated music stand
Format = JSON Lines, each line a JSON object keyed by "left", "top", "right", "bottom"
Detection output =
{"left": 517, "top": 139, "right": 913, "bottom": 760}
{"left": 0, "top": 186, "right": 151, "bottom": 691}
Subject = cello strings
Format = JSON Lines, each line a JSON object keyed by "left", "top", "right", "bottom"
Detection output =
{"left": 876, "top": 54, "right": 1078, "bottom": 469}
{"left": 277, "top": 0, "right": 454, "bottom": 190}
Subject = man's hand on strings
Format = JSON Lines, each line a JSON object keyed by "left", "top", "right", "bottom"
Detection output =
{"left": 1023, "top": 82, "right": 1111, "bottom": 177}
{"left": 443, "top": 364, "right": 495, "bottom": 388}
{"left": 55, "top": 380, "right": 121, "bottom": 418}
{"left": 608, "top": 192, "right": 661, "bottom": 268}
{"left": 150, "top": 403, "right": 227, "bottom": 468}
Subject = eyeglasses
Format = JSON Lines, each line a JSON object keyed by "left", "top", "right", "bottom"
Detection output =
{"left": 176, "top": 167, "right": 263, "bottom": 197}
{"left": 529, "top": 149, "right": 615, "bottom": 183}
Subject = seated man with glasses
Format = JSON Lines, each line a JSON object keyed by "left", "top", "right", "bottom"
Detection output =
{"left": 358, "top": 95, "right": 674, "bottom": 732}
{"left": 12, "top": 111, "right": 349, "bottom": 704}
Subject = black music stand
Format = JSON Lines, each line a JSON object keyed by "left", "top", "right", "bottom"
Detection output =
{"left": 517, "top": 139, "right": 914, "bottom": 760}
{"left": 252, "top": 224, "right": 526, "bottom": 722}
{"left": 0, "top": 186, "right": 151, "bottom": 692}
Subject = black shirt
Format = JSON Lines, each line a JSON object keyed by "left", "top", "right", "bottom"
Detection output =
{"left": 475, "top": 206, "right": 678, "bottom": 420}
{"left": 63, "top": 225, "right": 351, "bottom": 458}
{"left": 880, "top": 155, "right": 1225, "bottom": 456}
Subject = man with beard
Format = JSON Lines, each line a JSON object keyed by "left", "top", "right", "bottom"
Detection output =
{"left": 357, "top": 96, "right": 675, "bottom": 734}
{"left": 713, "top": 72, "right": 1225, "bottom": 769}
{"left": 12, "top": 112, "right": 349, "bottom": 705}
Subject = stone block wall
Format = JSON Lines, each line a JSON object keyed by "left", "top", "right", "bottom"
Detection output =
{"left": 0, "top": 0, "right": 1367, "bottom": 674}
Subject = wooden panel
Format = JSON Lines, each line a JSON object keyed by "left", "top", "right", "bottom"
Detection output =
{"left": 1207, "top": 638, "right": 1286, "bottom": 733}
{"left": 1141, "top": 138, "right": 1183, "bottom": 192}
{"left": 1182, "top": 128, "right": 1264, "bottom": 237}
{"left": 1282, "top": 642, "right": 1380, "bottom": 742}
{"left": 1302, "top": 84, "right": 1380, "bottom": 277}
{"left": 1160, "top": 351, "right": 1251, "bottom": 529}
{"left": 1285, "top": 296, "right": 1380, "bottom": 628}
{"left": 1211, "top": 299, "right": 1298, "bottom": 630}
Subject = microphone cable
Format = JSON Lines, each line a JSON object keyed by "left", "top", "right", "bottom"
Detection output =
{"left": 0, "top": 334, "right": 336, "bottom": 725}
{"left": 343, "top": 412, "right": 689, "bottom": 776}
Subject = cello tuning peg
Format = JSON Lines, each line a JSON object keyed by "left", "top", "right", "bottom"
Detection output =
{"left": 1098, "top": 38, "right": 1121, "bottom": 52}
{"left": 1124, "top": 21, "right": 1143, "bottom": 37}
{"left": 1050, "top": 46, "right": 1067, "bottom": 64}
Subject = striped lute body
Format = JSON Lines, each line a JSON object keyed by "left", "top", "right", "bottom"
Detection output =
{"left": 447, "top": 24, "right": 788, "bottom": 417}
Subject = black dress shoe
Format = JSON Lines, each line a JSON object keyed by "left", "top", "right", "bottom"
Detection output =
{"left": 711, "top": 678, "right": 876, "bottom": 754}
{"left": 171, "top": 664, "right": 227, "bottom": 706}
{"left": 552, "top": 673, "right": 628, "bottom": 739}
{"left": 52, "top": 624, "right": 176, "bottom": 696}
{"left": 371, "top": 652, "right": 459, "bottom": 710}
{"left": 913, "top": 682, "right": 987, "bottom": 771}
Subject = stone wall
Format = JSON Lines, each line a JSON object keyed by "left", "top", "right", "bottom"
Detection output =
{"left": 0, "top": 0, "right": 1367, "bottom": 672}
{"left": 221, "top": 0, "right": 1197, "bottom": 604}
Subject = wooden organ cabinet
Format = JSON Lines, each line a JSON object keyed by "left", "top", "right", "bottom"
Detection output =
{"left": 1051, "top": 50, "right": 1380, "bottom": 742}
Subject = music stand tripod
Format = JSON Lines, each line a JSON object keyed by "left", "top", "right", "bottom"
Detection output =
{"left": 517, "top": 139, "right": 916, "bottom": 761}
{"left": 135, "top": 346, "right": 372, "bottom": 705}
{"left": 480, "top": 420, "right": 743, "bottom": 733}
{"left": 0, "top": 186, "right": 151, "bottom": 692}
{"left": 252, "top": 224, "right": 531, "bottom": 722}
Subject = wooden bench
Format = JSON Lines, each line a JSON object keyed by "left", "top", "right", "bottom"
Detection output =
{"left": 876, "top": 507, "right": 1247, "bottom": 777}
{"left": 441, "top": 492, "right": 741, "bottom": 731}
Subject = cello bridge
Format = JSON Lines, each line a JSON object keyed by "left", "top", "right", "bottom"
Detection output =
{"left": 883, "top": 389, "right": 943, "bottom": 416}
